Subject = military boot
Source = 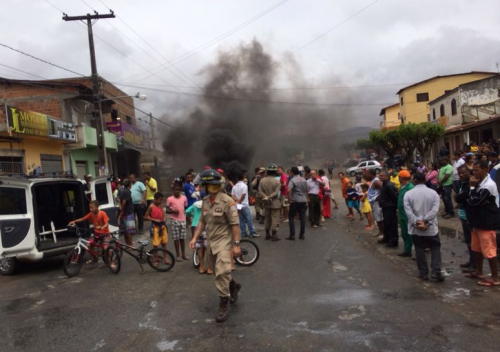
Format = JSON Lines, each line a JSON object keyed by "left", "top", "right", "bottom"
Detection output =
{"left": 229, "top": 280, "right": 242, "bottom": 304}
{"left": 271, "top": 231, "right": 281, "bottom": 242}
{"left": 216, "top": 297, "right": 230, "bottom": 323}
{"left": 265, "top": 230, "right": 271, "bottom": 240}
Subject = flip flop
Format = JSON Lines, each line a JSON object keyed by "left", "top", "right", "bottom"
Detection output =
{"left": 477, "top": 280, "right": 500, "bottom": 287}
{"left": 464, "top": 272, "right": 485, "bottom": 280}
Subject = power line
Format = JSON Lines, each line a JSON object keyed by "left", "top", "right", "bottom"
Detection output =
{"left": 0, "top": 63, "right": 47, "bottom": 80}
{"left": 0, "top": 42, "right": 85, "bottom": 77}
{"left": 115, "top": 82, "right": 393, "bottom": 107}
{"left": 118, "top": 0, "right": 291, "bottom": 84}
{"left": 97, "top": 0, "right": 203, "bottom": 90}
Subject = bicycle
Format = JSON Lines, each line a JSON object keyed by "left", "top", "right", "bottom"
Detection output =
{"left": 192, "top": 239, "right": 260, "bottom": 268}
{"left": 107, "top": 233, "right": 175, "bottom": 274}
{"left": 63, "top": 225, "right": 121, "bottom": 278}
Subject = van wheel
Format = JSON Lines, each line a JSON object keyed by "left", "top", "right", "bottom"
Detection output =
{"left": 0, "top": 257, "right": 17, "bottom": 276}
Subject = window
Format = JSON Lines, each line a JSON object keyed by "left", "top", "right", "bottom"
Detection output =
{"left": 427, "top": 114, "right": 431, "bottom": 122}
{"left": 433, "top": 109, "right": 436, "bottom": 120}
{"left": 416, "top": 93, "right": 429, "bottom": 102}
{"left": 451, "top": 99, "right": 457, "bottom": 115}
{"left": 400, "top": 97, "right": 404, "bottom": 106}
{"left": 358, "top": 162, "right": 367, "bottom": 167}
{"left": 398, "top": 113, "right": 401, "bottom": 120}
{"left": 0, "top": 187, "right": 27, "bottom": 215}
{"left": 95, "top": 183, "right": 109, "bottom": 205}
{"left": 368, "top": 161, "right": 375, "bottom": 166}
{"left": 126, "top": 115, "right": 132, "bottom": 125}
{"left": 440, "top": 104, "right": 445, "bottom": 117}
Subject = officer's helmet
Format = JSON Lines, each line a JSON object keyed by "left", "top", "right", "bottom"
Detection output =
{"left": 266, "top": 163, "right": 278, "bottom": 172}
{"left": 199, "top": 169, "right": 222, "bottom": 184}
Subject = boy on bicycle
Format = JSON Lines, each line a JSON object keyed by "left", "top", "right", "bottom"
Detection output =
{"left": 144, "top": 192, "right": 171, "bottom": 266}
{"left": 69, "top": 200, "right": 110, "bottom": 263}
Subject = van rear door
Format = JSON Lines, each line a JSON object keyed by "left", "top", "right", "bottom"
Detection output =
{"left": 0, "top": 182, "right": 35, "bottom": 257}
{"left": 89, "top": 177, "right": 119, "bottom": 230}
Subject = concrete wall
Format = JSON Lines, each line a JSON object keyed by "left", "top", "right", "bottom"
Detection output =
{"left": 399, "top": 73, "right": 496, "bottom": 124}
{"left": 429, "top": 90, "right": 460, "bottom": 126}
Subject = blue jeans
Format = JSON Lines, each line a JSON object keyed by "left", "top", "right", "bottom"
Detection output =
{"left": 239, "top": 206, "right": 256, "bottom": 236}
{"left": 442, "top": 185, "right": 454, "bottom": 216}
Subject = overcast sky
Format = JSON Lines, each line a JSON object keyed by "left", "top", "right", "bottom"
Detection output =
{"left": 1, "top": 0, "right": 500, "bottom": 131}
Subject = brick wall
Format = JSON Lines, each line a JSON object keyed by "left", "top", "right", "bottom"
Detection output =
{"left": 0, "top": 77, "right": 137, "bottom": 126}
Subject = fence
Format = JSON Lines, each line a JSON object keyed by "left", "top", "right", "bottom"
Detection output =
{"left": 0, "top": 161, "right": 24, "bottom": 174}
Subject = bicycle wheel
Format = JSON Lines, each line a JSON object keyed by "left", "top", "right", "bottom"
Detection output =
{"left": 147, "top": 248, "right": 175, "bottom": 272}
{"left": 192, "top": 247, "right": 200, "bottom": 268}
{"left": 106, "top": 248, "right": 121, "bottom": 274}
{"left": 234, "top": 239, "right": 260, "bottom": 266}
{"left": 63, "top": 248, "right": 85, "bottom": 278}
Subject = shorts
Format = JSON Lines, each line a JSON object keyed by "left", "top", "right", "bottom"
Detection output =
{"left": 348, "top": 200, "right": 360, "bottom": 210}
{"left": 370, "top": 201, "right": 383, "bottom": 222}
{"left": 94, "top": 234, "right": 111, "bottom": 245}
{"left": 120, "top": 213, "right": 137, "bottom": 235}
{"left": 152, "top": 224, "right": 168, "bottom": 247}
{"left": 471, "top": 228, "right": 497, "bottom": 258}
{"left": 281, "top": 195, "right": 290, "bottom": 207}
{"left": 195, "top": 231, "right": 208, "bottom": 249}
{"left": 170, "top": 219, "right": 187, "bottom": 240}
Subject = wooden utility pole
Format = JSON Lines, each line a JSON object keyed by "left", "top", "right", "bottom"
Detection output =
{"left": 63, "top": 11, "right": 115, "bottom": 173}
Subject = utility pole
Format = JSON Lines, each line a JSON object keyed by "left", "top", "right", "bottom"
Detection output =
{"left": 63, "top": 11, "right": 115, "bottom": 174}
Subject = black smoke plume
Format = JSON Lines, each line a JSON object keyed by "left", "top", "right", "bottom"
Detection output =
{"left": 163, "top": 39, "right": 347, "bottom": 176}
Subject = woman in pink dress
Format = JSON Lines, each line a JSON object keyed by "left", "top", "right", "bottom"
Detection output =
{"left": 319, "top": 170, "right": 332, "bottom": 219}
{"left": 426, "top": 163, "right": 439, "bottom": 190}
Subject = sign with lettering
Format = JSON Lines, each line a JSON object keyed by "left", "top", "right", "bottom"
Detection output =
{"left": 106, "top": 121, "right": 149, "bottom": 149}
{"left": 5, "top": 105, "right": 76, "bottom": 141}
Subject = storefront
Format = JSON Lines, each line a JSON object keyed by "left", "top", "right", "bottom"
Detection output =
{"left": 0, "top": 105, "right": 76, "bottom": 175}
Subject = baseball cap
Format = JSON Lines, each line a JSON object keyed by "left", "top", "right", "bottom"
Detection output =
{"left": 204, "top": 166, "right": 211, "bottom": 170}
{"left": 217, "top": 168, "right": 224, "bottom": 173}
{"left": 398, "top": 170, "right": 411, "bottom": 178}
{"left": 86, "top": 174, "right": 93, "bottom": 178}
{"left": 259, "top": 167, "right": 266, "bottom": 173}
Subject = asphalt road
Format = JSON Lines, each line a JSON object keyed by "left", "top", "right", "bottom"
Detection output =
{"left": 1, "top": 183, "right": 500, "bottom": 352}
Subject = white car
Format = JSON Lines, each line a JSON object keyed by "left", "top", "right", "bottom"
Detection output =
{"left": 346, "top": 160, "right": 381, "bottom": 176}
{"left": 0, "top": 175, "right": 117, "bottom": 275}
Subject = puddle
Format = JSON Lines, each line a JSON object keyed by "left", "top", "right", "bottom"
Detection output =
{"left": 439, "top": 227, "right": 462, "bottom": 239}
{"left": 310, "top": 289, "right": 374, "bottom": 305}
{"left": 157, "top": 340, "right": 179, "bottom": 351}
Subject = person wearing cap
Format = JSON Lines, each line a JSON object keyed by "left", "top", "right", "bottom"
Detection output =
{"left": 258, "top": 164, "right": 282, "bottom": 241}
{"left": 189, "top": 169, "right": 242, "bottom": 322}
{"left": 251, "top": 167, "right": 266, "bottom": 224}
{"left": 397, "top": 170, "right": 414, "bottom": 257}
{"left": 403, "top": 172, "right": 444, "bottom": 282}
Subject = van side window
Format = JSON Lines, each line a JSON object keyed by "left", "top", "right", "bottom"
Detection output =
{"left": 0, "top": 187, "right": 27, "bottom": 215}
{"left": 95, "top": 183, "right": 109, "bottom": 205}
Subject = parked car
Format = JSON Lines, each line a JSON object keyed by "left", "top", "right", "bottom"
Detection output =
{"left": 346, "top": 160, "right": 382, "bottom": 176}
{"left": 0, "top": 174, "right": 118, "bottom": 275}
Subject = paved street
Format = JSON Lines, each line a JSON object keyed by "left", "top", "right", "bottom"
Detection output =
{"left": 1, "top": 181, "right": 500, "bottom": 352}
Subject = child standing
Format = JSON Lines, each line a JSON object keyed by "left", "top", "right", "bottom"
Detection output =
{"left": 144, "top": 192, "right": 171, "bottom": 266}
{"left": 346, "top": 181, "right": 363, "bottom": 221}
{"left": 186, "top": 200, "right": 213, "bottom": 274}
{"left": 166, "top": 184, "right": 188, "bottom": 261}
{"left": 360, "top": 183, "right": 374, "bottom": 230}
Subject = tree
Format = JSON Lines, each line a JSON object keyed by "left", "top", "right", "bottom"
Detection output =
{"left": 411, "top": 123, "right": 445, "bottom": 163}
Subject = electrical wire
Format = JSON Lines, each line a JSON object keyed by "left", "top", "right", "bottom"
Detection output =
{"left": 0, "top": 42, "right": 85, "bottom": 77}
{"left": 114, "top": 82, "right": 393, "bottom": 107}
{"left": 118, "top": 0, "right": 292, "bottom": 84}
{"left": 0, "top": 64, "right": 47, "bottom": 80}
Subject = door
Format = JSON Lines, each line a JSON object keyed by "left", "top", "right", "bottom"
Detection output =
{"left": 89, "top": 177, "right": 119, "bottom": 230}
{"left": 0, "top": 184, "right": 35, "bottom": 256}
{"left": 75, "top": 161, "right": 87, "bottom": 179}
{"left": 41, "top": 154, "right": 63, "bottom": 174}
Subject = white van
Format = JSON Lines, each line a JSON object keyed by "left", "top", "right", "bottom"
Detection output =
{"left": 0, "top": 175, "right": 118, "bottom": 275}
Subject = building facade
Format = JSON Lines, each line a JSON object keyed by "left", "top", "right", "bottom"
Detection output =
{"left": 397, "top": 72, "right": 496, "bottom": 124}
{"left": 0, "top": 77, "right": 145, "bottom": 177}
{"left": 379, "top": 103, "right": 400, "bottom": 130}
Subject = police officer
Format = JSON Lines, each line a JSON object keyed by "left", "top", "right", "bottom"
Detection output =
{"left": 251, "top": 167, "right": 266, "bottom": 224}
{"left": 190, "top": 169, "right": 242, "bottom": 323}
{"left": 258, "top": 163, "right": 282, "bottom": 241}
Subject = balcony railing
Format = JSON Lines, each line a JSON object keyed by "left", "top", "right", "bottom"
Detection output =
{"left": 0, "top": 161, "right": 24, "bottom": 174}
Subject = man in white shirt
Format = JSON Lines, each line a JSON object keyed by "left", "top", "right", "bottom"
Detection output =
{"left": 452, "top": 150, "right": 465, "bottom": 194}
{"left": 232, "top": 173, "right": 258, "bottom": 238}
